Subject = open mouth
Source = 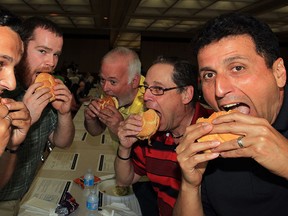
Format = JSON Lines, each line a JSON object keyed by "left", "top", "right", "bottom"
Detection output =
{"left": 222, "top": 103, "right": 250, "bottom": 115}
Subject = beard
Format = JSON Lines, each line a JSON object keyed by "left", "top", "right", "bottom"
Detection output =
{"left": 15, "top": 52, "right": 32, "bottom": 90}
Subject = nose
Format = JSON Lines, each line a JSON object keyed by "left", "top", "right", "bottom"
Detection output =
{"left": 1, "top": 67, "right": 17, "bottom": 91}
{"left": 44, "top": 54, "right": 56, "bottom": 69}
{"left": 101, "top": 81, "right": 109, "bottom": 91}
{"left": 215, "top": 74, "right": 233, "bottom": 98}
{"left": 143, "top": 87, "right": 154, "bottom": 101}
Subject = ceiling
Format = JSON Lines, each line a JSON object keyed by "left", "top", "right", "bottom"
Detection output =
{"left": 1, "top": 0, "right": 288, "bottom": 51}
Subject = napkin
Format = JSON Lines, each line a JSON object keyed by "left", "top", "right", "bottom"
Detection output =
{"left": 20, "top": 197, "right": 57, "bottom": 216}
{"left": 99, "top": 203, "right": 138, "bottom": 216}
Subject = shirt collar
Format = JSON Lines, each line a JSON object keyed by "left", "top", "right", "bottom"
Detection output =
{"left": 272, "top": 84, "right": 288, "bottom": 133}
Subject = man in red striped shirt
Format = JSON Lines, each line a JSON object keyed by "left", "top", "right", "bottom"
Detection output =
{"left": 115, "top": 56, "right": 212, "bottom": 216}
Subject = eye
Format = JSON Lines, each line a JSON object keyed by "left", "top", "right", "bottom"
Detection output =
{"left": 0, "top": 61, "right": 7, "bottom": 71}
{"left": 100, "top": 78, "right": 105, "bottom": 85}
{"left": 202, "top": 72, "right": 215, "bottom": 80}
{"left": 39, "top": 49, "right": 47, "bottom": 54}
{"left": 232, "top": 65, "right": 245, "bottom": 72}
{"left": 109, "top": 80, "right": 117, "bottom": 85}
{"left": 152, "top": 86, "right": 164, "bottom": 93}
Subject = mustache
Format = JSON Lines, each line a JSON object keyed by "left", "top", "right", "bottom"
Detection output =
{"left": 40, "top": 66, "right": 54, "bottom": 73}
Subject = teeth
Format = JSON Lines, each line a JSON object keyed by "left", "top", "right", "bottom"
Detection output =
{"left": 223, "top": 103, "right": 239, "bottom": 108}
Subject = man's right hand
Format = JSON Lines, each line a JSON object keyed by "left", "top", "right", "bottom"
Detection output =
{"left": 23, "top": 82, "right": 51, "bottom": 124}
{"left": 118, "top": 114, "right": 143, "bottom": 149}
{"left": 84, "top": 99, "right": 99, "bottom": 120}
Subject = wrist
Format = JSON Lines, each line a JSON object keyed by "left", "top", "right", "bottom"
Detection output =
{"left": 59, "top": 111, "right": 72, "bottom": 118}
{"left": 118, "top": 143, "right": 131, "bottom": 151}
{"left": 181, "top": 179, "right": 201, "bottom": 192}
{"left": 117, "top": 146, "right": 131, "bottom": 160}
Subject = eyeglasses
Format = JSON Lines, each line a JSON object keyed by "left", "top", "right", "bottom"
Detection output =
{"left": 138, "top": 85, "right": 186, "bottom": 96}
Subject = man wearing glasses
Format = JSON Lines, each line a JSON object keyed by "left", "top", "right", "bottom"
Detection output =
{"left": 115, "top": 56, "right": 212, "bottom": 216}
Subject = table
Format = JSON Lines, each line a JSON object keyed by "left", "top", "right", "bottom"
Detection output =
{"left": 18, "top": 95, "right": 141, "bottom": 216}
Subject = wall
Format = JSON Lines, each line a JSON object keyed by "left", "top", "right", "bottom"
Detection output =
{"left": 57, "top": 35, "right": 288, "bottom": 77}
{"left": 56, "top": 35, "right": 110, "bottom": 75}
{"left": 140, "top": 36, "right": 196, "bottom": 73}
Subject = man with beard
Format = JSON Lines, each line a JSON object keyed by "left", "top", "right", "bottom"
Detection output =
{"left": 0, "top": 16, "right": 75, "bottom": 216}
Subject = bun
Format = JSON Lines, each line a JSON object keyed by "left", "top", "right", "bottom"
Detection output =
{"left": 34, "top": 73, "right": 56, "bottom": 102}
{"left": 99, "top": 96, "right": 118, "bottom": 110}
{"left": 196, "top": 110, "right": 239, "bottom": 151}
{"left": 137, "top": 109, "right": 160, "bottom": 141}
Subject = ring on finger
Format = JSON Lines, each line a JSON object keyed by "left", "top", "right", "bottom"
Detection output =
{"left": 237, "top": 136, "right": 245, "bottom": 148}
{"left": 4, "top": 115, "right": 12, "bottom": 124}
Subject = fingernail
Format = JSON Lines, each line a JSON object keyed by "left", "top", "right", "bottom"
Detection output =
{"left": 211, "top": 140, "right": 221, "bottom": 145}
{"left": 211, "top": 153, "right": 220, "bottom": 158}
{"left": 202, "top": 122, "right": 212, "bottom": 130}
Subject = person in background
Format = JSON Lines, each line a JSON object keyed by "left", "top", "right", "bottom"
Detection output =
{"left": 0, "top": 7, "right": 31, "bottom": 188}
{"left": 82, "top": 71, "right": 95, "bottom": 96}
{"left": 115, "top": 56, "right": 212, "bottom": 216}
{"left": 174, "top": 13, "right": 288, "bottom": 216}
{"left": 70, "top": 79, "right": 92, "bottom": 117}
{"left": 0, "top": 16, "right": 75, "bottom": 216}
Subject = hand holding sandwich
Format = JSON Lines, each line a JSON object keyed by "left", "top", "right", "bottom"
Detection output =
{"left": 24, "top": 73, "right": 72, "bottom": 124}
{"left": 84, "top": 96, "right": 122, "bottom": 135}
{"left": 176, "top": 110, "right": 288, "bottom": 188}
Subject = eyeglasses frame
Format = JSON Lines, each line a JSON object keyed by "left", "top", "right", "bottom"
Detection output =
{"left": 138, "top": 85, "right": 187, "bottom": 96}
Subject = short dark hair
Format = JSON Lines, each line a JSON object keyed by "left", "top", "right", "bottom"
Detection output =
{"left": 20, "top": 16, "right": 63, "bottom": 46}
{"left": 152, "top": 56, "right": 199, "bottom": 105}
{"left": 0, "top": 6, "right": 22, "bottom": 33}
{"left": 193, "top": 13, "right": 279, "bottom": 68}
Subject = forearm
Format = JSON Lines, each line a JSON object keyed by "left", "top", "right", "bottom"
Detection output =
{"left": 0, "top": 151, "right": 17, "bottom": 189}
{"left": 114, "top": 145, "right": 137, "bottom": 186}
{"left": 53, "top": 112, "right": 75, "bottom": 148}
{"left": 173, "top": 181, "right": 204, "bottom": 216}
{"left": 84, "top": 118, "right": 105, "bottom": 136}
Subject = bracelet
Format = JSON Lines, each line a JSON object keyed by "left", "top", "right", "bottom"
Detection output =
{"left": 5, "top": 147, "right": 19, "bottom": 154}
{"left": 117, "top": 147, "right": 130, "bottom": 160}
{"left": 4, "top": 143, "right": 23, "bottom": 154}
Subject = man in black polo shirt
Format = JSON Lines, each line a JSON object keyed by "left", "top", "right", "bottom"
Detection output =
{"left": 174, "top": 13, "right": 288, "bottom": 216}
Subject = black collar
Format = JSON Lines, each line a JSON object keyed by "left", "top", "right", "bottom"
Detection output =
{"left": 272, "top": 84, "right": 288, "bottom": 137}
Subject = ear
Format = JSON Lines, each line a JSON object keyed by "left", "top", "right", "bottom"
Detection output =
{"left": 131, "top": 74, "right": 141, "bottom": 88}
{"left": 273, "top": 58, "right": 286, "bottom": 88}
{"left": 181, "top": 85, "right": 194, "bottom": 105}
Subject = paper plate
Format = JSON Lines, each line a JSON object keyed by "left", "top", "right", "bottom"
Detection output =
{"left": 97, "top": 179, "right": 133, "bottom": 197}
